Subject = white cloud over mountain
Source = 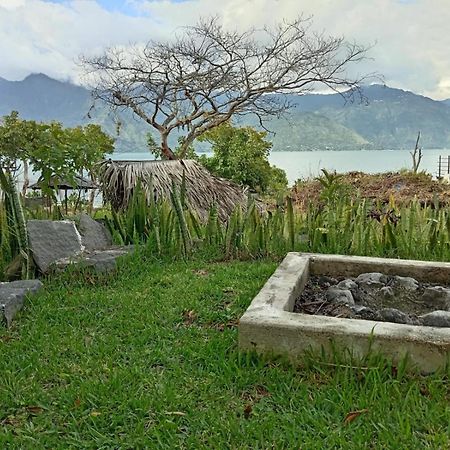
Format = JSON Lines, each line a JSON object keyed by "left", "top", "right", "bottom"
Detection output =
{"left": 1, "top": 0, "right": 449, "bottom": 99}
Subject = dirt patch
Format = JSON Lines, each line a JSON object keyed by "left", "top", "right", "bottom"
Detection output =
{"left": 292, "top": 171, "right": 450, "bottom": 210}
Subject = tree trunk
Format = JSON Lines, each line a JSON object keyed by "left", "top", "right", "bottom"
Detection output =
{"left": 21, "top": 160, "right": 29, "bottom": 196}
{"left": 161, "top": 134, "right": 176, "bottom": 160}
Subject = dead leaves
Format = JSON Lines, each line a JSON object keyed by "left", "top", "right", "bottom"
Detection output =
{"left": 213, "top": 319, "right": 239, "bottom": 332}
{"left": 343, "top": 408, "right": 369, "bottom": 425}
{"left": 25, "top": 405, "right": 45, "bottom": 415}
{"left": 241, "top": 385, "right": 271, "bottom": 420}
{"left": 1, "top": 405, "right": 46, "bottom": 429}
{"left": 182, "top": 309, "right": 198, "bottom": 326}
{"left": 193, "top": 269, "right": 209, "bottom": 277}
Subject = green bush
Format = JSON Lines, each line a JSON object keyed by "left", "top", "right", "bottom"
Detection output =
{"left": 197, "top": 123, "right": 288, "bottom": 194}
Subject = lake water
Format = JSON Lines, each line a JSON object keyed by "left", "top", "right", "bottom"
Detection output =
{"left": 112, "top": 149, "right": 450, "bottom": 185}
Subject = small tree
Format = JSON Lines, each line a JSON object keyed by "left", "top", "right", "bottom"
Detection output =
{"left": 0, "top": 112, "right": 114, "bottom": 200}
{"left": 410, "top": 131, "right": 422, "bottom": 173}
{"left": 198, "top": 122, "right": 287, "bottom": 193}
{"left": 82, "top": 16, "right": 370, "bottom": 160}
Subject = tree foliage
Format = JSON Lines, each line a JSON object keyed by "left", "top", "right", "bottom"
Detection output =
{"left": 0, "top": 111, "right": 114, "bottom": 195}
{"left": 82, "top": 16, "right": 370, "bottom": 159}
{"left": 198, "top": 123, "right": 287, "bottom": 193}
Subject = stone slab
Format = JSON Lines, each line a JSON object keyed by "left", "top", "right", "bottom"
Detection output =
{"left": 54, "top": 246, "right": 134, "bottom": 273}
{"left": 239, "top": 253, "right": 450, "bottom": 373}
{"left": 0, "top": 279, "right": 43, "bottom": 327}
{"left": 77, "top": 213, "right": 112, "bottom": 251}
{"left": 28, "top": 220, "right": 84, "bottom": 273}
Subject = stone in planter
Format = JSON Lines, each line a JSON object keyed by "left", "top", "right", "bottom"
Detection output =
{"left": 421, "top": 287, "right": 450, "bottom": 311}
{"left": 421, "top": 311, "right": 450, "bottom": 328}
{"left": 0, "top": 280, "right": 43, "bottom": 327}
{"left": 350, "top": 305, "right": 380, "bottom": 321}
{"left": 355, "top": 272, "right": 387, "bottom": 289}
{"left": 379, "top": 308, "right": 414, "bottom": 325}
{"left": 77, "top": 213, "right": 112, "bottom": 251}
{"left": 336, "top": 279, "right": 358, "bottom": 291}
{"left": 392, "top": 275, "right": 419, "bottom": 291}
{"left": 28, "top": 220, "right": 83, "bottom": 273}
{"left": 326, "top": 287, "right": 355, "bottom": 306}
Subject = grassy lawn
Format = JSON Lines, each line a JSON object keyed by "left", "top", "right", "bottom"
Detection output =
{"left": 1, "top": 254, "right": 449, "bottom": 449}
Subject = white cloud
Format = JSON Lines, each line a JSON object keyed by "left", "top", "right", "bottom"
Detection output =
{"left": 1, "top": 0, "right": 450, "bottom": 98}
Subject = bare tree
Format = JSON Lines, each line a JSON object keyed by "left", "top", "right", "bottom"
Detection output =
{"left": 410, "top": 131, "right": 423, "bottom": 173}
{"left": 82, "top": 16, "right": 372, "bottom": 160}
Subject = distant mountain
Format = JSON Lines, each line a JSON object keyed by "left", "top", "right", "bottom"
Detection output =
{"left": 1, "top": 74, "right": 450, "bottom": 152}
{"left": 309, "top": 85, "right": 450, "bottom": 149}
{"left": 0, "top": 73, "right": 149, "bottom": 153}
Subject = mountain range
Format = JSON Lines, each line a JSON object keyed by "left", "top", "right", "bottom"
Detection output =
{"left": 1, "top": 73, "right": 450, "bottom": 152}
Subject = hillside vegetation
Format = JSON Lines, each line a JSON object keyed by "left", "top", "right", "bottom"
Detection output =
{"left": 2, "top": 74, "right": 450, "bottom": 152}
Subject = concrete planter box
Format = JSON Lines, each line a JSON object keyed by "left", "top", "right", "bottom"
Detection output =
{"left": 239, "top": 253, "right": 450, "bottom": 373}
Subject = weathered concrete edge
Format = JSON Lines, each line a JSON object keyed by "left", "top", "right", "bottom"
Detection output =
{"left": 305, "top": 252, "right": 450, "bottom": 284}
{"left": 243, "top": 252, "right": 309, "bottom": 314}
{"left": 239, "top": 252, "right": 450, "bottom": 373}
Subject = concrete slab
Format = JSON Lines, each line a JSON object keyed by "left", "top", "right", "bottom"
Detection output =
{"left": 239, "top": 253, "right": 450, "bottom": 373}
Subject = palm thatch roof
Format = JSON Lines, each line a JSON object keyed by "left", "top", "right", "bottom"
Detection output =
{"left": 97, "top": 159, "right": 249, "bottom": 221}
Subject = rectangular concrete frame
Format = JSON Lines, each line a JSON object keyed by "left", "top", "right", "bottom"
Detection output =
{"left": 239, "top": 253, "right": 450, "bottom": 373}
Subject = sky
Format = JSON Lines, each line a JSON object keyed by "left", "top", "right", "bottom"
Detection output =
{"left": 0, "top": 0, "right": 449, "bottom": 99}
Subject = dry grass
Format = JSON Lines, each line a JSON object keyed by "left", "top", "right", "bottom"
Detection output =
{"left": 292, "top": 171, "right": 450, "bottom": 210}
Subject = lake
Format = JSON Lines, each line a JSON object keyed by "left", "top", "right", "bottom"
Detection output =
{"left": 111, "top": 149, "right": 450, "bottom": 185}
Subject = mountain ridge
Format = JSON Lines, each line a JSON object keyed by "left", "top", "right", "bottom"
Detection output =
{"left": 1, "top": 74, "right": 450, "bottom": 152}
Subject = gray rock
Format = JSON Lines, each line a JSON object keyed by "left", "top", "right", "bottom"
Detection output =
{"left": 392, "top": 275, "right": 419, "bottom": 291}
{"left": 1, "top": 279, "right": 43, "bottom": 293}
{"left": 421, "top": 287, "right": 450, "bottom": 310}
{"left": 379, "top": 308, "right": 413, "bottom": 325}
{"left": 54, "top": 247, "right": 133, "bottom": 273}
{"left": 380, "top": 286, "right": 395, "bottom": 299}
{"left": 82, "top": 248, "right": 132, "bottom": 273}
{"left": 28, "top": 220, "right": 83, "bottom": 273}
{"left": 0, "top": 279, "right": 43, "bottom": 327}
{"left": 336, "top": 279, "right": 358, "bottom": 291}
{"left": 77, "top": 213, "right": 112, "bottom": 251}
{"left": 326, "top": 287, "right": 355, "bottom": 306}
{"left": 355, "top": 272, "right": 387, "bottom": 288}
{"left": 420, "top": 310, "right": 450, "bottom": 328}
{"left": 350, "top": 305, "right": 380, "bottom": 321}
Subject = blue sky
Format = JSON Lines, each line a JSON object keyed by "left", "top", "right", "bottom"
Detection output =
{"left": 43, "top": 0, "right": 187, "bottom": 16}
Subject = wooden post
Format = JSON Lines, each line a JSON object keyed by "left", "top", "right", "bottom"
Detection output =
{"left": 438, "top": 155, "right": 442, "bottom": 178}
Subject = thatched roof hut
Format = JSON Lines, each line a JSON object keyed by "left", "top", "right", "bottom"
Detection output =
{"left": 98, "top": 159, "right": 249, "bottom": 221}
{"left": 29, "top": 175, "right": 97, "bottom": 191}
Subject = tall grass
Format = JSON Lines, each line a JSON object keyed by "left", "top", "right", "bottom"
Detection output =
{"left": 104, "top": 185, "right": 450, "bottom": 262}
{"left": 2, "top": 181, "right": 450, "bottom": 280}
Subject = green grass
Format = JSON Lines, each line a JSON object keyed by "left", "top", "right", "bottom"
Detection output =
{"left": 1, "top": 255, "right": 449, "bottom": 449}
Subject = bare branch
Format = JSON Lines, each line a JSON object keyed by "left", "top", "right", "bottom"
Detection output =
{"left": 80, "top": 16, "right": 374, "bottom": 159}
